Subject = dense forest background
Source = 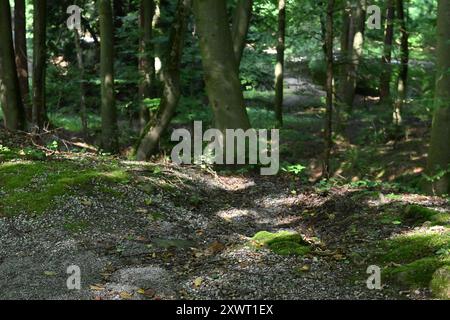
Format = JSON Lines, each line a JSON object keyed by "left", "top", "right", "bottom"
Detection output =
{"left": 0, "top": 0, "right": 449, "bottom": 300}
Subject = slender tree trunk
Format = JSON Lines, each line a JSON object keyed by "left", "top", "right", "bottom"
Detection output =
{"left": 0, "top": 0, "right": 26, "bottom": 130}
{"left": 274, "top": 0, "right": 286, "bottom": 127}
{"left": 14, "top": 0, "right": 30, "bottom": 119}
{"left": 32, "top": 0, "right": 48, "bottom": 130}
{"left": 193, "top": 0, "right": 251, "bottom": 134}
{"left": 136, "top": 0, "right": 191, "bottom": 160}
{"left": 139, "top": 0, "right": 157, "bottom": 131}
{"left": 425, "top": 0, "right": 450, "bottom": 195}
{"left": 323, "top": 0, "right": 335, "bottom": 177}
{"left": 379, "top": 0, "right": 395, "bottom": 104}
{"left": 99, "top": 0, "right": 119, "bottom": 153}
{"left": 231, "top": 0, "right": 253, "bottom": 66}
{"left": 393, "top": 0, "right": 409, "bottom": 126}
{"left": 0, "top": 61, "right": 6, "bottom": 114}
{"left": 74, "top": 30, "right": 88, "bottom": 136}
{"left": 339, "top": 0, "right": 366, "bottom": 110}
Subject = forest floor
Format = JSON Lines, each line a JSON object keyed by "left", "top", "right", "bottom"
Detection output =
{"left": 1, "top": 74, "right": 449, "bottom": 300}
{"left": 0, "top": 151, "right": 448, "bottom": 300}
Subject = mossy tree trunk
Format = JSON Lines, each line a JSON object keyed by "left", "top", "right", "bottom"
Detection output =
{"left": 425, "top": 0, "right": 450, "bottom": 195}
{"left": 231, "top": 0, "right": 253, "bottom": 66}
{"left": 14, "top": 0, "right": 30, "bottom": 120}
{"left": 0, "top": 0, "right": 26, "bottom": 130}
{"left": 99, "top": 0, "right": 119, "bottom": 153}
{"left": 139, "top": 0, "right": 157, "bottom": 131}
{"left": 135, "top": 0, "right": 191, "bottom": 160}
{"left": 193, "top": 0, "right": 251, "bottom": 134}
{"left": 32, "top": 0, "right": 48, "bottom": 130}
{"left": 274, "top": 0, "right": 286, "bottom": 128}
{"left": 379, "top": 0, "right": 395, "bottom": 105}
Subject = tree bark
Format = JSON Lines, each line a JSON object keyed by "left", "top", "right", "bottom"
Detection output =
{"left": 425, "top": 0, "right": 450, "bottom": 195}
{"left": 393, "top": 0, "right": 409, "bottom": 126}
{"left": 136, "top": 0, "right": 191, "bottom": 160}
{"left": 379, "top": 0, "right": 395, "bottom": 104}
{"left": 99, "top": 0, "right": 119, "bottom": 153}
{"left": 193, "top": 0, "right": 251, "bottom": 134}
{"left": 14, "top": 0, "right": 30, "bottom": 119}
{"left": 32, "top": 0, "right": 48, "bottom": 130}
{"left": 74, "top": 29, "right": 88, "bottom": 136}
{"left": 323, "top": 0, "right": 335, "bottom": 178}
{"left": 231, "top": 0, "right": 253, "bottom": 66}
{"left": 139, "top": 0, "right": 157, "bottom": 131}
{"left": 339, "top": 0, "right": 366, "bottom": 110}
{"left": 0, "top": 0, "right": 26, "bottom": 130}
{"left": 274, "top": 0, "right": 286, "bottom": 128}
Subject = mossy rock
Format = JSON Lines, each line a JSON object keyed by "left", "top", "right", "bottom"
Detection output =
{"left": 430, "top": 266, "right": 450, "bottom": 300}
{"left": 380, "top": 232, "right": 450, "bottom": 264}
{"left": 402, "top": 205, "right": 440, "bottom": 223}
{"left": 385, "top": 257, "right": 446, "bottom": 288}
{"left": 431, "top": 213, "right": 450, "bottom": 226}
{"left": 251, "top": 231, "right": 311, "bottom": 256}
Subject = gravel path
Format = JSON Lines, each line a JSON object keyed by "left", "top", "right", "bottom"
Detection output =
{"left": 0, "top": 161, "right": 419, "bottom": 300}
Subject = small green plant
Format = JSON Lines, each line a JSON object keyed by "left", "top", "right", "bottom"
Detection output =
{"left": 281, "top": 163, "right": 306, "bottom": 176}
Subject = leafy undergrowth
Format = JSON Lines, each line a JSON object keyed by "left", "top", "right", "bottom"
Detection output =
{"left": 250, "top": 231, "right": 311, "bottom": 256}
{"left": 0, "top": 160, "right": 129, "bottom": 217}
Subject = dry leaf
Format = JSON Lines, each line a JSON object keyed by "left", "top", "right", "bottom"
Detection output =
{"left": 194, "top": 277, "right": 203, "bottom": 287}
{"left": 119, "top": 291, "right": 133, "bottom": 300}
{"left": 90, "top": 284, "right": 106, "bottom": 291}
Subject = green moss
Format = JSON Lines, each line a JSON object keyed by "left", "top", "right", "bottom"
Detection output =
{"left": 402, "top": 205, "right": 441, "bottom": 223}
{"left": 430, "top": 266, "right": 450, "bottom": 299}
{"left": 251, "top": 231, "right": 311, "bottom": 256}
{"left": 380, "top": 232, "right": 450, "bottom": 264}
{"left": 0, "top": 160, "right": 129, "bottom": 216}
{"left": 385, "top": 257, "right": 449, "bottom": 288}
{"left": 63, "top": 220, "right": 89, "bottom": 233}
{"left": 377, "top": 229, "right": 450, "bottom": 290}
{"left": 431, "top": 213, "right": 450, "bottom": 226}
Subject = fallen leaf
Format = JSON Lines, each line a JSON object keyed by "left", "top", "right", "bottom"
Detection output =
{"left": 207, "top": 241, "right": 226, "bottom": 254}
{"left": 194, "top": 277, "right": 203, "bottom": 287}
{"left": 44, "top": 271, "right": 56, "bottom": 276}
{"left": 90, "top": 284, "right": 106, "bottom": 291}
{"left": 119, "top": 291, "right": 133, "bottom": 300}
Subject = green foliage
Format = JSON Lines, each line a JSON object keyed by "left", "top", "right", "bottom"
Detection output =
{"left": 281, "top": 163, "right": 306, "bottom": 176}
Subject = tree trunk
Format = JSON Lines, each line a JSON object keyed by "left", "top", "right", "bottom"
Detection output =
{"left": 393, "top": 0, "right": 409, "bottom": 126}
{"left": 74, "top": 29, "right": 88, "bottom": 136}
{"left": 379, "top": 0, "right": 395, "bottom": 104}
{"left": 0, "top": 0, "right": 26, "bottom": 130}
{"left": 193, "top": 0, "right": 251, "bottom": 134}
{"left": 274, "top": 0, "right": 286, "bottom": 127}
{"left": 0, "top": 60, "right": 6, "bottom": 114}
{"left": 135, "top": 0, "right": 191, "bottom": 160}
{"left": 32, "top": 0, "right": 48, "bottom": 130}
{"left": 425, "top": 0, "right": 450, "bottom": 195}
{"left": 139, "top": 0, "right": 157, "bottom": 131}
{"left": 339, "top": 0, "right": 366, "bottom": 110}
{"left": 14, "top": 0, "right": 30, "bottom": 119}
{"left": 231, "top": 0, "right": 253, "bottom": 66}
{"left": 323, "top": 0, "right": 335, "bottom": 178}
{"left": 99, "top": 0, "right": 119, "bottom": 153}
